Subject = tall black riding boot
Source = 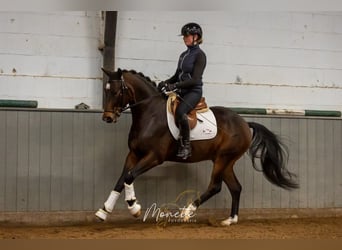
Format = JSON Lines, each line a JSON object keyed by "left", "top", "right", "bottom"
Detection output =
{"left": 177, "top": 115, "right": 191, "bottom": 160}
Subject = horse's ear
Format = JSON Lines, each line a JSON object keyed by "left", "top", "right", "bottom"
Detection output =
{"left": 117, "top": 68, "right": 123, "bottom": 78}
{"left": 101, "top": 67, "right": 114, "bottom": 77}
{"left": 102, "top": 68, "right": 123, "bottom": 79}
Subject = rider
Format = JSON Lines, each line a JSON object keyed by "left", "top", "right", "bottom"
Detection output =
{"left": 158, "top": 22, "right": 207, "bottom": 160}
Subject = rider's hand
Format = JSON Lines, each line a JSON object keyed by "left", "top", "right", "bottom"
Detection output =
{"left": 157, "top": 81, "right": 167, "bottom": 92}
{"left": 164, "top": 83, "right": 177, "bottom": 92}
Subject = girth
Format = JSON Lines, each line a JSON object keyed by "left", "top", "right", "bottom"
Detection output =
{"left": 167, "top": 93, "right": 209, "bottom": 129}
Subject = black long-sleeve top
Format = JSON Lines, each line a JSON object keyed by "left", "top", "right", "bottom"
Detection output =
{"left": 165, "top": 44, "right": 206, "bottom": 92}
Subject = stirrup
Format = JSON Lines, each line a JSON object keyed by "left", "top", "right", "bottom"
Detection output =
{"left": 176, "top": 141, "right": 191, "bottom": 159}
{"left": 177, "top": 148, "right": 191, "bottom": 160}
{"left": 177, "top": 138, "right": 184, "bottom": 156}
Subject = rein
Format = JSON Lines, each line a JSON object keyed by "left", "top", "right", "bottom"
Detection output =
{"left": 105, "top": 77, "right": 163, "bottom": 114}
{"left": 121, "top": 93, "right": 163, "bottom": 112}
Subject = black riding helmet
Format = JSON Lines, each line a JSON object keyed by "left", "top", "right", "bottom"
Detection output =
{"left": 181, "top": 22, "right": 203, "bottom": 39}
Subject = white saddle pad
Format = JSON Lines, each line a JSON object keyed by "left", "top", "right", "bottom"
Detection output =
{"left": 166, "top": 104, "right": 217, "bottom": 141}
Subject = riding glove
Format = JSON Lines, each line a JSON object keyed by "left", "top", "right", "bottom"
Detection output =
{"left": 158, "top": 82, "right": 178, "bottom": 94}
{"left": 165, "top": 83, "right": 177, "bottom": 92}
{"left": 157, "top": 81, "right": 167, "bottom": 91}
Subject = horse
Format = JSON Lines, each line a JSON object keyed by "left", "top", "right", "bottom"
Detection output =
{"left": 95, "top": 68, "right": 298, "bottom": 226}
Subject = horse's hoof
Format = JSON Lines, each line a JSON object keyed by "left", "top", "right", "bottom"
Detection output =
{"left": 133, "top": 209, "right": 142, "bottom": 218}
{"left": 181, "top": 204, "right": 197, "bottom": 222}
{"left": 221, "top": 215, "right": 238, "bottom": 226}
{"left": 128, "top": 202, "right": 141, "bottom": 218}
{"left": 95, "top": 208, "right": 108, "bottom": 221}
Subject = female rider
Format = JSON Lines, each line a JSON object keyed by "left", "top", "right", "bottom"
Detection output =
{"left": 159, "top": 23, "right": 207, "bottom": 160}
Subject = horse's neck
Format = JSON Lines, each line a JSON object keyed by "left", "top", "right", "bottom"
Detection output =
{"left": 129, "top": 97, "right": 165, "bottom": 133}
{"left": 126, "top": 74, "right": 158, "bottom": 102}
{"left": 125, "top": 75, "right": 164, "bottom": 123}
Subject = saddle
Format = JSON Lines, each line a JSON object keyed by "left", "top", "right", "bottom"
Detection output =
{"left": 167, "top": 93, "right": 209, "bottom": 129}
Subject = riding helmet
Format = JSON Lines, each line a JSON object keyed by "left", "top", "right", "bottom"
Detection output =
{"left": 181, "top": 22, "right": 203, "bottom": 39}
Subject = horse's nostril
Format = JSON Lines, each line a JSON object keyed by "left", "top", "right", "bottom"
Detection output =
{"left": 102, "top": 116, "right": 113, "bottom": 123}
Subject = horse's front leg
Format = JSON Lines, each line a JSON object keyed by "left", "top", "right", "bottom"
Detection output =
{"left": 95, "top": 151, "right": 138, "bottom": 221}
{"left": 95, "top": 151, "right": 160, "bottom": 221}
{"left": 123, "top": 151, "right": 161, "bottom": 217}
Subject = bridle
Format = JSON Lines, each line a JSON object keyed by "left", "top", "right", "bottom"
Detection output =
{"left": 104, "top": 78, "right": 132, "bottom": 114}
{"left": 104, "top": 77, "right": 162, "bottom": 116}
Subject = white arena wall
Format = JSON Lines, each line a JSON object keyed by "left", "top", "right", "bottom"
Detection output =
{"left": 0, "top": 11, "right": 341, "bottom": 111}
{"left": 0, "top": 11, "right": 103, "bottom": 108}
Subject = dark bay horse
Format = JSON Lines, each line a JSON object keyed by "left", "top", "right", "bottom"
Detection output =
{"left": 95, "top": 68, "right": 298, "bottom": 226}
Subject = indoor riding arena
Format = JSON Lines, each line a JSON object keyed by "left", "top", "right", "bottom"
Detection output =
{"left": 0, "top": 11, "right": 341, "bottom": 239}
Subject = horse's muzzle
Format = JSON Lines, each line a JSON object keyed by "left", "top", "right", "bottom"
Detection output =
{"left": 102, "top": 111, "right": 120, "bottom": 123}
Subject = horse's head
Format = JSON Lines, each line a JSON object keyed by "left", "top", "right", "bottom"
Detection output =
{"left": 102, "top": 68, "right": 132, "bottom": 123}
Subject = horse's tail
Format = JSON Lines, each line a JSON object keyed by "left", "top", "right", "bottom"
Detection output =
{"left": 247, "top": 122, "right": 299, "bottom": 190}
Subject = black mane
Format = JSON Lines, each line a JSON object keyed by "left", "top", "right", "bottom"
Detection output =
{"left": 122, "top": 69, "right": 157, "bottom": 88}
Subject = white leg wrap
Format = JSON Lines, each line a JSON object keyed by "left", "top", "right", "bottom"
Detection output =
{"left": 95, "top": 190, "right": 120, "bottom": 221}
{"left": 128, "top": 201, "right": 142, "bottom": 217}
{"left": 221, "top": 215, "right": 238, "bottom": 226}
{"left": 181, "top": 204, "right": 197, "bottom": 222}
{"left": 124, "top": 182, "right": 136, "bottom": 201}
{"left": 124, "top": 183, "right": 141, "bottom": 217}
{"left": 95, "top": 208, "right": 108, "bottom": 221}
{"left": 104, "top": 190, "right": 120, "bottom": 213}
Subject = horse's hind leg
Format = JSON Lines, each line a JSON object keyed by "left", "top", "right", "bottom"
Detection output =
{"left": 181, "top": 159, "right": 225, "bottom": 221}
{"left": 221, "top": 162, "right": 241, "bottom": 226}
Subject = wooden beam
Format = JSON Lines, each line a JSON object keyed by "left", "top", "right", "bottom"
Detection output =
{"left": 102, "top": 11, "right": 117, "bottom": 108}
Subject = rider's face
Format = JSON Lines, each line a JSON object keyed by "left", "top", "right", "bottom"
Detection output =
{"left": 183, "top": 34, "right": 198, "bottom": 46}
